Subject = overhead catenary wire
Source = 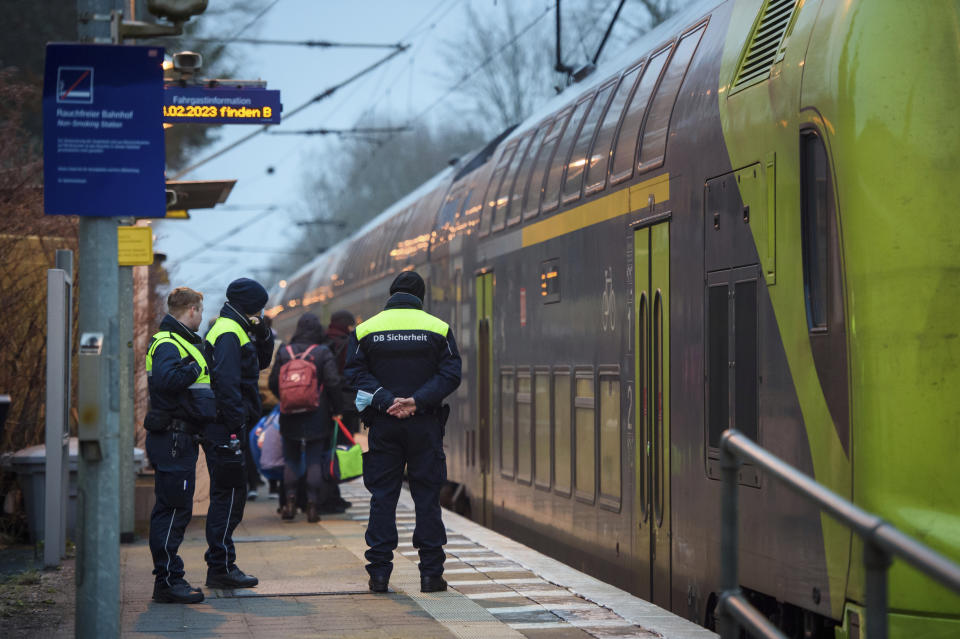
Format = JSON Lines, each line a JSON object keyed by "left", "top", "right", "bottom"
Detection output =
{"left": 268, "top": 126, "right": 411, "bottom": 137}
{"left": 171, "top": 45, "right": 409, "bottom": 179}
{"left": 226, "top": 0, "right": 283, "bottom": 40}
{"left": 323, "top": 2, "right": 556, "bottom": 209}
{"left": 182, "top": 37, "right": 405, "bottom": 50}
{"left": 181, "top": 0, "right": 462, "bottom": 196}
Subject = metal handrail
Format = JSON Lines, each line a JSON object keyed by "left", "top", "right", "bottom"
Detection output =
{"left": 718, "top": 429, "right": 960, "bottom": 639}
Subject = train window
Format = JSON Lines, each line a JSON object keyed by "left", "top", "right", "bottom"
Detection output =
{"left": 281, "top": 272, "right": 310, "bottom": 307}
{"left": 460, "top": 184, "right": 484, "bottom": 238}
{"left": 584, "top": 61, "right": 645, "bottom": 196}
{"left": 524, "top": 109, "right": 570, "bottom": 220}
{"left": 500, "top": 368, "right": 516, "bottom": 479}
{"left": 653, "top": 292, "right": 665, "bottom": 525}
{"left": 707, "top": 282, "right": 729, "bottom": 449}
{"left": 638, "top": 24, "right": 706, "bottom": 172}
{"left": 436, "top": 188, "right": 463, "bottom": 234}
{"left": 598, "top": 368, "right": 621, "bottom": 507}
{"left": 735, "top": 277, "right": 758, "bottom": 442}
{"left": 574, "top": 368, "right": 596, "bottom": 503}
{"left": 480, "top": 141, "right": 518, "bottom": 237}
{"left": 609, "top": 46, "right": 670, "bottom": 184}
{"left": 542, "top": 96, "right": 593, "bottom": 214}
{"left": 493, "top": 134, "right": 533, "bottom": 232}
{"left": 534, "top": 367, "right": 552, "bottom": 490}
{"left": 516, "top": 369, "right": 533, "bottom": 483}
{"left": 507, "top": 120, "right": 552, "bottom": 226}
{"left": 553, "top": 368, "right": 572, "bottom": 496}
{"left": 801, "top": 131, "right": 829, "bottom": 331}
{"left": 561, "top": 79, "right": 617, "bottom": 204}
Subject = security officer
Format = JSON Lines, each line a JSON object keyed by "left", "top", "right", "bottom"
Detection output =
{"left": 203, "top": 277, "right": 274, "bottom": 589}
{"left": 145, "top": 287, "right": 214, "bottom": 604}
{"left": 345, "top": 271, "right": 462, "bottom": 593}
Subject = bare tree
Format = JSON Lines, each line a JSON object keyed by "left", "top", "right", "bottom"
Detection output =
{"left": 439, "top": 0, "right": 688, "bottom": 135}
{"left": 0, "top": 70, "right": 78, "bottom": 454}
{"left": 438, "top": 2, "right": 563, "bottom": 133}
{"left": 284, "top": 118, "right": 486, "bottom": 275}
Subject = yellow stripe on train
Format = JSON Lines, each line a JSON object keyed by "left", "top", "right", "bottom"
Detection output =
{"left": 521, "top": 172, "right": 670, "bottom": 248}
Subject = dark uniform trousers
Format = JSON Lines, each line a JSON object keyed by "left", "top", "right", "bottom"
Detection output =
{"left": 363, "top": 412, "right": 447, "bottom": 579}
{"left": 147, "top": 429, "right": 198, "bottom": 585}
{"left": 202, "top": 422, "right": 247, "bottom": 572}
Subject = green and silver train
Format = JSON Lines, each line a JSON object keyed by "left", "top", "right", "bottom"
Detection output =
{"left": 268, "top": 0, "right": 960, "bottom": 635}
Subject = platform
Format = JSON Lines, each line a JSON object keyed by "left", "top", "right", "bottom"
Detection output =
{"left": 120, "top": 482, "right": 716, "bottom": 638}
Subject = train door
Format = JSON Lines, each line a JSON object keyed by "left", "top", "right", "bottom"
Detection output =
{"left": 633, "top": 222, "right": 671, "bottom": 608}
{"left": 476, "top": 271, "right": 495, "bottom": 526}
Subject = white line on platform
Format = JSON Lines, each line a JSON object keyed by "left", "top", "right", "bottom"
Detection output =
{"left": 567, "top": 619, "right": 636, "bottom": 628}
{"left": 475, "top": 566, "right": 531, "bottom": 573}
{"left": 507, "top": 622, "right": 569, "bottom": 630}
{"left": 486, "top": 603, "right": 596, "bottom": 614}
{"left": 464, "top": 590, "right": 570, "bottom": 600}
{"left": 449, "top": 579, "right": 545, "bottom": 587}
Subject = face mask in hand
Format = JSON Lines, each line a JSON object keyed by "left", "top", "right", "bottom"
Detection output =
{"left": 355, "top": 389, "right": 374, "bottom": 412}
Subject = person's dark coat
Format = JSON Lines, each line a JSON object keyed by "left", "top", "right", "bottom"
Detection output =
{"left": 205, "top": 302, "right": 274, "bottom": 431}
{"left": 324, "top": 317, "right": 356, "bottom": 413}
{"left": 268, "top": 313, "right": 343, "bottom": 441}
{"left": 148, "top": 314, "right": 215, "bottom": 424}
{"left": 345, "top": 292, "right": 461, "bottom": 418}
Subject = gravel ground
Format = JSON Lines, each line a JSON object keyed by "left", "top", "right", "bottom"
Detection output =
{"left": 0, "top": 557, "right": 75, "bottom": 638}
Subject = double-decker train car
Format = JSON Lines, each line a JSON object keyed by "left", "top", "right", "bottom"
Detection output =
{"left": 266, "top": 0, "right": 960, "bottom": 635}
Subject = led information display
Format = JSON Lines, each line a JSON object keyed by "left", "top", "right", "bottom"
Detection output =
{"left": 163, "top": 87, "right": 282, "bottom": 124}
{"left": 43, "top": 44, "right": 166, "bottom": 217}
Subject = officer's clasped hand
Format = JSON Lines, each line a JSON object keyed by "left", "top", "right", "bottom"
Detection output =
{"left": 387, "top": 397, "right": 416, "bottom": 419}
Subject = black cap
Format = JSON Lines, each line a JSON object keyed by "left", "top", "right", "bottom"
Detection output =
{"left": 389, "top": 271, "right": 425, "bottom": 301}
{"left": 226, "top": 277, "right": 268, "bottom": 315}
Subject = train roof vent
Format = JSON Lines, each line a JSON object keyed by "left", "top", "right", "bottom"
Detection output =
{"left": 732, "top": 0, "right": 797, "bottom": 90}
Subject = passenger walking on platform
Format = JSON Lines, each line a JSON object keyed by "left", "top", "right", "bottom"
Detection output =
{"left": 325, "top": 310, "right": 358, "bottom": 433}
{"left": 322, "top": 309, "right": 358, "bottom": 514}
{"left": 144, "top": 287, "right": 214, "bottom": 604}
{"left": 345, "top": 271, "right": 462, "bottom": 594}
{"left": 268, "top": 312, "right": 343, "bottom": 522}
{"left": 203, "top": 278, "right": 274, "bottom": 589}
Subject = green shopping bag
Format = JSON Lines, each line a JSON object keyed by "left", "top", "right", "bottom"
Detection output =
{"left": 326, "top": 417, "right": 363, "bottom": 482}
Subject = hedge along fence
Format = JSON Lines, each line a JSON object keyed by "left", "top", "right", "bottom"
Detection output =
{"left": 0, "top": 232, "right": 80, "bottom": 453}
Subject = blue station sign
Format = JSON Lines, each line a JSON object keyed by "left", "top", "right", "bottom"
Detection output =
{"left": 43, "top": 43, "right": 166, "bottom": 218}
{"left": 163, "top": 87, "right": 282, "bottom": 124}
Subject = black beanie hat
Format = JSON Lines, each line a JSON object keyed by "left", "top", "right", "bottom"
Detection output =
{"left": 291, "top": 313, "right": 325, "bottom": 345}
{"left": 389, "top": 271, "right": 425, "bottom": 301}
{"left": 226, "top": 277, "right": 268, "bottom": 315}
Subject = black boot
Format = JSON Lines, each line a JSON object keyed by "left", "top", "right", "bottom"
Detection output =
{"left": 306, "top": 501, "right": 319, "bottom": 523}
{"left": 420, "top": 575, "right": 447, "bottom": 593}
{"left": 369, "top": 575, "right": 389, "bottom": 593}
{"left": 153, "top": 579, "right": 205, "bottom": 603}
{"left": 281, "top": 491, "right": 296, "bottom": 520}
{"left": 206, "top": 566, "right": 259, "bottom": 589}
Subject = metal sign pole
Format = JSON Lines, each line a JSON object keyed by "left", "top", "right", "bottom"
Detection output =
{"left": 75, "top": 3, "right": 123, "bottom": 636}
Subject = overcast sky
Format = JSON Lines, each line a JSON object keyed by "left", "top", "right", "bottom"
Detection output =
{"left": 154, "top": 0, "right": 503, "bottom": 321}
{"left": 151, "top": 0, "right": 668, "bottom": 324}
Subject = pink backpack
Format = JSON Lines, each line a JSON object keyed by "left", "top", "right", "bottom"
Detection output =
{"left": 278, "top": 345, "right": 323, "bottom": 414}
